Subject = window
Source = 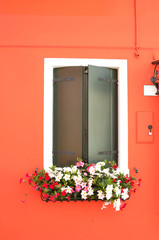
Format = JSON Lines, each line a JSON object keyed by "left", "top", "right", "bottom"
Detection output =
{"left": 53, "top": 65, "right": 118, "bottom": 167}
{"left": 44, "top": 58, "right": 128, "bottom": 174}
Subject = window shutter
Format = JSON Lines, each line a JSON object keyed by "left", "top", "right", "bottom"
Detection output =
{"left": 88, "top": 65, "right": 118, "bottom": 164}
{"left": 53, "top": 67, "right": 83, "bottom": 167}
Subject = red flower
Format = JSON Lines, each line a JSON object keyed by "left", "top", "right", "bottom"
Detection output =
{"left": 50, "top": 184, "right": 55, "bottom": 189}
{"left": 113, "top": 164, "right": 117, "bottom": 169}
{"left": 45, "top": 173, "right": 50, "bottom": 181}
{"left": 120, "top": 203, "right": 127, "bottom": 210}
{"left": 67, "top": 195, "right": 71, "bottom": 201}
{"left": 55, "top": 193, "right": 60, "bottom": 198}
{"left": 39, "top": 187, "right": 42, "bottom": 192}
{"left": 20, "top": 178, "right": 23, "bottom": 184}
{"left": 112, "top": 179, "right": 116, "bottom": 183}
{"left": 28, "top": 178, "right": 32, "bottom": 184}
{"left": 130, "top": 181, "right": 134, "bottom": 186}
{"left": 62, "top": 190, "right": 67, "bottom": 196}
{"left": 138, "top": 178, "right": 142, "bottom": 182}
{"left": 43, "top": 193, "right": 49, "bottom": 200}
{"left": 43, "top": 182, "right": 48, "bottom": 188}
{"left": 25, "top": 173, "right": 29, "bottom": 178}
{"left": 39, "top": 176, "right": 43, "bottom": 180}
{"left": 131, "top": 188, "right": 137, "bottom": 193}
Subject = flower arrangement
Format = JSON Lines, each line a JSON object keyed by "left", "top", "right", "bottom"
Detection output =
{"left": 20, "top": 158, "right": 141, "bottom": 211}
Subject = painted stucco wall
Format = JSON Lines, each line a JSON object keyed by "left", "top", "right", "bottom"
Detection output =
{"left": 0, "top": 1, "right": 159, "bottom": 240}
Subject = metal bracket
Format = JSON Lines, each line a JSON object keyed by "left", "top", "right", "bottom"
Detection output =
{"left": 54, "top": 77, "right": 75, "bottom": 83}
{"left": 98, "top": 150, "right": 118, "bottom": 155}
{"left": 53, "top": 150, "right": 75, "bottom": 155}
{"left": 98, "top": 77, "right": 118, "bottom": 83}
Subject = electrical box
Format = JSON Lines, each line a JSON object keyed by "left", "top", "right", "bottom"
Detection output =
{"left": 136, "top": 111, "right": 154, "bottom": 143}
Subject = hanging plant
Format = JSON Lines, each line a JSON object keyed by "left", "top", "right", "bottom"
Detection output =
{"left": 20, "top": 158, "right": 141, "bottom": 211}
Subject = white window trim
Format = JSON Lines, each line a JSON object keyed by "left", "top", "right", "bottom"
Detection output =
{"left": 44, "top": 58, "right": 128, "bottom": 174}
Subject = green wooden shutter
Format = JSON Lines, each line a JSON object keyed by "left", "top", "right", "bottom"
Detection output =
{"left": 88, "top": 65, "right": 118, "bottom": 164}
{"left": 53, "top": 66, "right": 84, "bottom": 167}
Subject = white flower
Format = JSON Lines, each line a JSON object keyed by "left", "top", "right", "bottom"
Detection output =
{"left": 102, "top": 168, "right": 110, "bottom": 175}
{"left": 121, "top": 188, "right": 129, "bottom": 200}
{"left": 63, "top": 174, "right": 70, "bottom": 181}
{"left": 97, "top": 190, "right": 105, "bottom": 200}
{"left": 106, "top": 185, "right": 113, "bottom": 200}
{"left": 114, "top": 186, "right": 121, "bottom": 197}
{"left": 95, "top": 173, "right": 102, "bottom": 177}
{"left": 95, "top": 162, "right": 105, "bottom": 172}
{"left": 46, "top": 169, "right": 55, "bottom": 178}
{"left": 101, "top": 201, "right": 111, "bottom": 210}
{"left": 66, "top": 186, "right": 73, "bottom": 194}
{"left": 55, "top": 175, "right": 62, "bottom": 182}
{"left": 98, "top": 162, "right": 105, "bottom": 166}
{"left": 55, "top": 171, "right": 63, "bottom": 181}
{"left": 88, "top": 179, "right": 93, "bottom": 187}
{"left": 81, "top": 190, "right": 87, "bottom": 199}
{"left": 61, "top": 187, "right": 67, "bottom": 192}
{"left": 106, "top": 193, "right": 112, "bottom": 200}
{"left": 117, "top": 180, "right": 121, "bottom": 187}
{"left": 71, "top": 166, "right": 77, "bottom": 173}
{"left": 81, "top": 181, "right": 86, "bottom": 189}
{"left": 106, "top": 184, "right": 113, "bottom": 192}
{"left": 95, "top": 164, "right": 101, "bottom": 172}
{"left": 88, "top": 188, "right": 94, "bottom": 196}
{"left": 89, "top": 166, "right": 96, "bottom": 175}
{"left": 63, "top": 167, "right": 72, "bottom": 173}
{"left": 73, "top": 175, "right": 82, "bottom": 185}
{"left": 113, "top": 198, "right": 121, "bottom": 211}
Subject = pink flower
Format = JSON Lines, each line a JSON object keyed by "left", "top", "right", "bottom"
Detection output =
{"left": 80, "top": 161, "right": 84, "bottom": 167}
{"left": 32, "top": 185, "right": 38, "bottom": 190}
{"left": 49, "top": 195, "right": 55, "bottom": 202}
{"left": 86, "top": 164, "right": 95, "bottom": 173}
{"left": 84, "top": 172, "right": 87, "bottom": 176}
{"left": 42, "top": 193, "right": 49, "bottom": 200}
{"left": 84, "top": 186, "right": 89, "bottom": 192}
{"left": 76, "top": 161, "right": 84, "bottom": 167}
{"left": 20, "top": 178, "right": 23, "bottom": 184}
{"left": 75, "top": 185, "right": 82, "bottom": 192}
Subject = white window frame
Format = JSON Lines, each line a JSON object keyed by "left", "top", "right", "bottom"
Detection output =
{"left": 43, "top": 58, "right": 128, "bottom": 174}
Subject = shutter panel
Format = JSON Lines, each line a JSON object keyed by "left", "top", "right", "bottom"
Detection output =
{"left": 88, "top": 65, "right": 118, "bottom": 164}
{"left": 53, "top": 67, "right": 83, "bottom": 167}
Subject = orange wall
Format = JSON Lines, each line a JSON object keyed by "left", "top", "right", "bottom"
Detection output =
{"left": 0, "top": 1, "right": 159, "bottom": 240}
